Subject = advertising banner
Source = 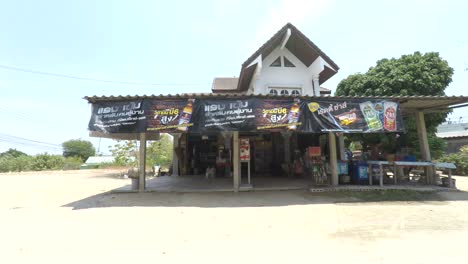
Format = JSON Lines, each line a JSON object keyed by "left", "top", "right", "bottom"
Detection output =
{"left": 144, "top": 99, "right": 195, "bottom": 133}
{"left": 240, "top": 138, "right": 250, "bottom": 161}
{"left": 302, "top": 99, "right": 403, "bottom": 133}
{"left": 255, "top": 99, "right": 302, "bottom": 131}
{"left": 88, "top": 100, "right": 146, "bottom": 134}
{"left": 195, "top": 99, "right": 256, "bottom": 131}
{"left": 88, "top": 98, "right": 403, "bottom": 134}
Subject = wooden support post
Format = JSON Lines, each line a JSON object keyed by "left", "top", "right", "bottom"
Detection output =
{"left": 139, "top": 132, "right": 146, "bottom": 192}
{"left": 329, "top": 132, "right": 338, "bottom": 186}
{"left": 415, "top": 111, "right": 434, "bottom": 184}
{"left": 171, "top": 133, "right": 181, "bottom": 176}
{"left": 233, "top": 131, "right": 240, "bottom": 192}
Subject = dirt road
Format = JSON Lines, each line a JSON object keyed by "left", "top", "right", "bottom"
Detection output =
{"left": 1, "top": 170, "right": 468, "bottom": 264}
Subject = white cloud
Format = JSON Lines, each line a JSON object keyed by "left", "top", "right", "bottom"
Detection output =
{"left": 251, "top": 0, "right": 335, "bottom": 50}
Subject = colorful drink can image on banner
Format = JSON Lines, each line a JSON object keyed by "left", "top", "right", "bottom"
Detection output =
{"left": 359, "top": 101, "right": 383, "bottom": 131}
{"left": 383, "top": 101, "right": 398, "bottom": 131}
{"left": 374, "top": 102, "right": 384, "bottom": 123}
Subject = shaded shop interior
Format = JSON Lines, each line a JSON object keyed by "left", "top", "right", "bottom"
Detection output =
{"left": 85, "top": 94, "right": 468, "bottom": 192}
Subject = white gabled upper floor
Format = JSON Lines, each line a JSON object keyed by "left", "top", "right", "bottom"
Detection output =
{"left": 212, "top": 23, "right": 339, "bottom": 96}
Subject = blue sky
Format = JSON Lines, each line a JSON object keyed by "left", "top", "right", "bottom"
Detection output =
{"left": 0, "top": 0, "right": 467, "bottom": 154}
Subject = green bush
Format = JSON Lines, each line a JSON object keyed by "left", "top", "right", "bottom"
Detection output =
{"left": 0, "top": 153, "right": 89, "bottom": 172}
{"left": 30, "top": 154, "right": 65, "bottom": 171}
{"left": 0, "top": 155, "right": 33, "bottom": 172}
{"left": 63, "top": 156, "right": 83, "bottom": 170}
{"left": 437, "top": 145, "right": 468, "bottom": 175}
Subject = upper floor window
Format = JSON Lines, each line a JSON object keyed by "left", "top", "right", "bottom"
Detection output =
{"left": 284, "top": 57, "right": 295, "bottom": 67}
{"left": 269, "top": 87, "right": 301, "bottom": 96}
{"left": 269, "top": 56, "right": 296, "bottom": 68}
{"left": 270, "top": 57, "right": 282, "bottom": 67}
{"left": 291, "top": 90, "right": 301, "bottom": 96}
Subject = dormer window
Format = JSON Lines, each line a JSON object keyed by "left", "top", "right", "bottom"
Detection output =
{"left": 270, "top": 57, "right": 282, "bottom": 67}
{"left": 269, "top": 89, "right": 278, "bottom": 95}
{"left": 284, "top": 57, "right": 295, "bottom": 67}
{"left": 269, "top": 56, "right": 296, "bottom": 68}
{"left": 280, "top": 90, "right": 289, "bottom": 95}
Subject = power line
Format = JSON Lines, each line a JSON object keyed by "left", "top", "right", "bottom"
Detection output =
{"left": 0, "top": 139, "right": 62, "bottom": 152}
{"left": 0, "top": 133, "right": 62, "bottom": 148}
{"left": 0, "top": 64, "right": 210, "bottom": 86}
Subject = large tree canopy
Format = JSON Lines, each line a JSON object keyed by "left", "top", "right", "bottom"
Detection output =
{"left": 335, "top": 52, "right": 454, "bottom": 159}
{"left": 336, "top": 51, "right": 453, "bottom": 97}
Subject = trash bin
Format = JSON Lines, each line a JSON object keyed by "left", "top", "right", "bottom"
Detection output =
{"left": 442, "top": 177, "right": 456, "bottom": 188}
{"left": 131, "top": 177, "right": 139, "bottom": 190}
{"left": 352, "top": 161, "right": 368, "bottom": 184}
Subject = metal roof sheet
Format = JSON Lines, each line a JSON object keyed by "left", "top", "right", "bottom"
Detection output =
{"left": 211, "top": 77, "right": 239, "bottom": 91}
{"left": 436, "top": 130, "right": 468, "bottom": 138}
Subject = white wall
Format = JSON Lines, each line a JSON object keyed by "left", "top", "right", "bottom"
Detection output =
{"left": 250, "top": 46, "right": 326, "bottom": 96}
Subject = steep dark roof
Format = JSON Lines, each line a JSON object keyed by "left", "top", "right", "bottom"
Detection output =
{"left": 237, "top": 23, "right": 339, "bottom": 91}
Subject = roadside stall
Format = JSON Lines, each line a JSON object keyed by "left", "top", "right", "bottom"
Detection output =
{"left": 85, "top": 94, "right": 468, "bottom": 192}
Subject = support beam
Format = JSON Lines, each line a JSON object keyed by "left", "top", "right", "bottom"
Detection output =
{"left": 233, "top": 131, "right": 240, "bottom": 192}
{"left": 328, "top": 132, "right": 338, "bottom": 186}
{"left": 139, "top": 133, "right": 147, "bottom": 192}
{"left": 415, "top": 111, "right": 434, "bottom": 184}
{"left": 171, "top": 133, "right": 181, "bottom": 176}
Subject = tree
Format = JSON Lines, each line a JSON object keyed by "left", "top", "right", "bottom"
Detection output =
{"left": 335, "top": 52, "right": 454, "bottom": 158}
{"left": 62, "top": 139, "right": 96, "bottom": 162}
{"left": 109, "top": 140, "right": 138, "bottom": 166}
{"left": 108, "top": 134, "right": 173, "bottom": 169}
{"left": 147, "top": 134, "right": 173, "bottom": 168}
{"left": 0, "top": 148, "right": 28, "bottom": 158}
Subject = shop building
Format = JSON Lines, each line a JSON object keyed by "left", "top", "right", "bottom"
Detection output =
{"left": 85, "top": 23, "right": 468, "bottom": 192}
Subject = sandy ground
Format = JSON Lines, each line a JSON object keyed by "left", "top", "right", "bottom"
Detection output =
{"left": 1, "top": 169, "right": 468, "bottom": 264}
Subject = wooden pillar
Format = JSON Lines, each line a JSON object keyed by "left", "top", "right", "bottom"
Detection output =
{"left": 415, "top": 111, "right": 434, "bottom": 184}
{"left": 139, "top": 132, "right": 147, "bottom": 192}
{"left": 171, "top": 133, "right": 181, "bottom": 176}
{"left": 328, "top": 132, "right": 338, "bottom": 186}
{"left": 233, "top": 131, "right": 240, "bottom": 192}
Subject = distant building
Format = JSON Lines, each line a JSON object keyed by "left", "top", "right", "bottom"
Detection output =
{"left": 436, "top": 119, "right": 468, "bottom": 153}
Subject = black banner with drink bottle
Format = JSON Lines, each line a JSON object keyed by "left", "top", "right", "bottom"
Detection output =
{"left": 301, "top": 99, "right": 403, "bottom": 133}
{"left": 144, "top": 99, "right": 195, "bottom": 133}
{"left": 88, "top": 98, "right": 403, "bottom": 134}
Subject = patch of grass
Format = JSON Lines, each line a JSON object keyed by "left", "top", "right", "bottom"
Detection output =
{"left": 333, "top": 190, "right": 443, "bottom": 202}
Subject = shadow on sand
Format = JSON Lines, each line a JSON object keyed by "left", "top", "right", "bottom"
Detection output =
{"left": 62, "top": 187, "right": 468, "bottom": 210}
